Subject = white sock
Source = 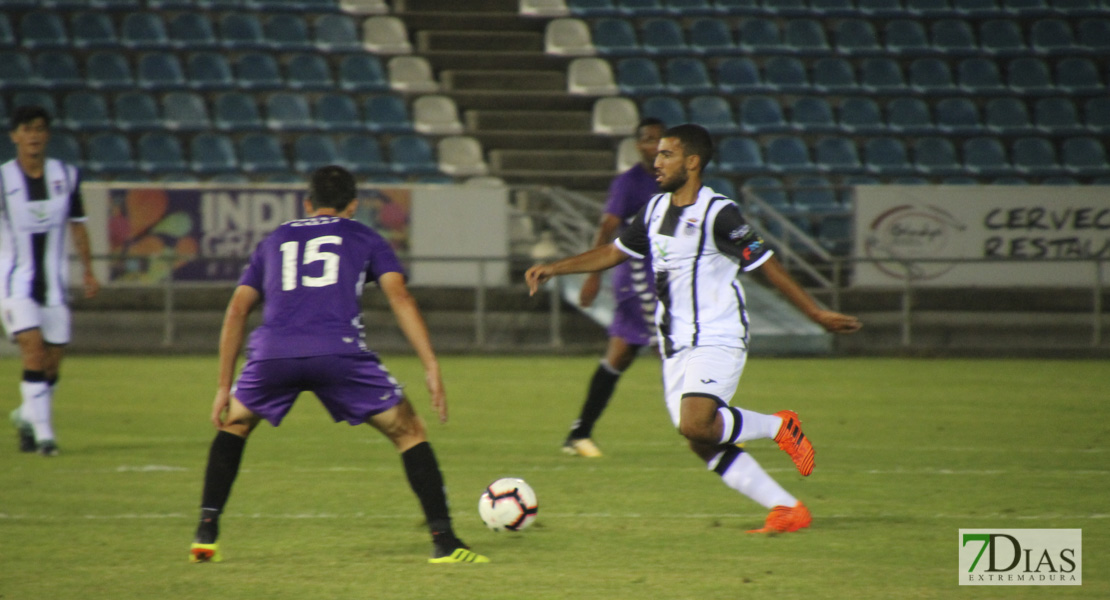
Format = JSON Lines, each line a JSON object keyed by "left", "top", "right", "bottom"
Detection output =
{"left": 21, "top": 380, "right": 54, "bottom": 442}
{"left": 717, "top": 407, "right": 784, "bottom": 444}
{"left": 713, "top": 450, "right": 796, "bottom": 509}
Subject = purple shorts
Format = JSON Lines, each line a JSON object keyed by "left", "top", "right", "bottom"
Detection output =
{"left": 608, "top": 294, "right": 654, "bottom": 346}
{"left": 233, "top": 353, "right": 403, "bottom": 426}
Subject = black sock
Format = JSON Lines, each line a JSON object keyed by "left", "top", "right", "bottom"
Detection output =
{"left": 568, "top": 362, "right": 622, "bottom": 440}
{"left": 195, "top": 430, "right": 247, "bottom": 543}
{"left": 401, "top": 442, "right": 456, "bottom": 546}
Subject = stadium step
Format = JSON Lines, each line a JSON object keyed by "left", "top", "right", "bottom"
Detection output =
{"left": 490, "top": 149, "right": 613, "bottom": 171}
{"left": 417, "top": 31, "right": 542, "bottom": 53}
{"left": 466, "top": 110, "right": 591, "bottom": 132}
{"left": 441, "top": 69, "right": 565, "bottom": 92}
{"left": 397, "top": 0, "right": 518, "bottom": 12}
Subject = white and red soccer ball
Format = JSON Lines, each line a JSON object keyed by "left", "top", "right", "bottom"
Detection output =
{"left": 478, "top": 477, "right": 538, "bottom": 532}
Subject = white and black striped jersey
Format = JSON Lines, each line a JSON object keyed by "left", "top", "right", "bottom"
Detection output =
{"left": 0, "top": 159, "right": 85, "bottom": 306}
{"left": 614, "top": 185, "right": 772, "bottom": 357}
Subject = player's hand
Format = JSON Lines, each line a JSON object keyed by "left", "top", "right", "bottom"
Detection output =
{"left": 211, "top": 387, "right": 231, "bottom": 428}
{"left": 579, "top": 273, "right": 601, "bottom": 307}
{"left": 813, "top": 310, "right": 862, "bottom": 334}
{"left": 84, "top": 272, "right": 100, "bottom": 299}
{"left": 525, "top": 264, "right": 555, "bottom": 297}
{"left": 425, "top": 367, "right": 447, "bottom": 424}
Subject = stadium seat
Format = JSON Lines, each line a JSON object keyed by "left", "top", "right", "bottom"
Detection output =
{"left": 784, "top": 20, "right": 830, "bottom": 55}
{"left": 665, "top": 0, "right": 715, "bottom": 14}
{"left": 641, "top": 95, "right": 686, "bottom": 126}
{"left": 834, "top": 19, "right": 882, "bottom": 55}
{"left": 909, "top": 58, "right": 958, "bottom": 94}
{"left": 1051, "top": 0, "right": 1102, "bottom": 16}
{"left": 186, "top": 52, "right": 234, "bottom": 91}
{"left": 293, "top": 135, "right": 341, "bottom": 173}
{"left": 790, "top": 97, "right": 837, "bottom": 133}
{"left": 617, "top": 58, "right": 664, "bottom": 95}
{"left": 61, "top": 91, "right": 113, "bottom": 131}
{"left": 953, "top": 0, "right": 1003, "bottom": 16}
{"left": 714, "top": 0, "right": 760, "bottom": 13}
{"left": 715, "top": 136, "right": 763, "bottom": 173}
{"left": 1061, "top": 137, "right": 1109, "bottom": 175}
{"left": 85, "top": 133, "right": 135, "bottom": 173}
{"left": 21, "top": 11, "right": 68, "bottom": 49}
{"left": 362, "top": 15, "right": 412, "bottom": 54}
{"left": 689, "top": 18, "right": 734, "bottom": 54}
{"left": 337, "top": 135, "right": 389, "bottom": 175}
{"left": 884, "top": 20, "right": 930, "bottom": 55}
{"left": 702, "top": 176, "right": 737, "bottom": 199}
{"left": 738, "top": 18, "right": 782, "bottom": 53}
{"left": 590, "top": 19, "right": 637, "bottom": 55}
{"left": 315, "top": 14, "right": 362, "bottom": 52}
{"left": 912, "top": 137, "right": 962, "bottom": 174}
{"left": 35, "top": 52, "right": 82, "bottom": 90}
{"left": 438, "top": 136, "right": 488, "bottom": 176}
{"left": 665, "top": 58, "right": 714, "bottom": 94}
{"left": 765, "top": 136, "right": 815, "bottom": 174}
{"left": 71, "top": 12, "right": 118, "bottom": 49}
{"left": 621, "top": 0, "right": 667, "bottom": 10}
{"left": 935, "top": 98, "right": 983, "bottom": 134}
{"left": 984, "top": 97, "right": 1034, "bottom": 134}
{"left": 858, "top": 0, "right": 908, "bottom": 16}
{"left": 814, "top": 137, "right": 862, "bottom": 173}
{"left": 907, "top": 0, "right": 958, "bottom": 17}
{"left": 641, "top": 19, "right": 687, "bottom": 55}
{"left": 839, "top": 97, "right": 884, "bottom": 134}
{"left": 234, "top": 53, "right": 284, "bottom": 90}
{"left": 567, "top": 0, "right": 619, "bottom": 16}
{"left": 1003, "top": 0, "right": 1050, "bottom": 15}
{"left": 887, "top": 97, "right": 935, "bottom": 134}
{"left": 811, "top": 57, "right": 858, "bottom": 94}
{"left": 763, "top": 57, "right": 808, "bottom": 93}
{"left": 931, "top": 19, "right": 977, "bottom": 54}
{"left": 86, "top": 51, "right": 134, "bottom": 90}
{"left": 238, "top": 133, "right": 288, "bottom": 172}
{"left": 1055, "top": 57, "right": 1102, "bottom": 94}
{"left": 743, "top": 176, "right": 790, "bottom": 213}
{"left": 113, "top": 92, "right": 161, "bottom": 131}
{"left": 389, "top": 135, "right": 439, "bottom": 174}
{"left": 388, "top": 56, "right": 439, "bottom": 92}
{"left": 364, "top": 95, "right": 413, "bottom": 133}
{"left": 46, "top": 132, "right": 82, "bottom": 165}
{"left": 265, "top": 14, "right": 313, "bottom": 51}
{"left": 688, "top": 95, "right": 738, "bottom": 134}
{"left": 864, "top": 138, "right": 915, "bottom": 175}
{"left": 137, "top": 52, "right": 187, "bottom": 90}
{"left": 1077, "top": 18, "right": 1110, "bottom": 52}
{"left": 169, "top": 13, "right": 218, "bottom": 50}
{"left": 1084, "top": 97, "right": 1110, "bottom": 134}
{"left": 591, "top": 96, "right": 638, "bottom": 135}
{"left": 162, "top": 92, "right": 211, "bottom": 131}
{"left": 315, "top": 93, "right": 363, "bottom": 132}
{"left": 979, "top": 19, "right": 1026, "bottom": 55}
{"left": 138, "top": 132, "right": 187, "bottom": 173}
{"left": 414, "top": 95, "right": 465, "bottom": 135}
{"left": 1010, "top": 137, "right": 1061, "bottom": 175}
{"left": 121, "top": 13, "right": 169, "bottom": 49}
{"left": 1034, "top": 97, "right": 1084, "bottom": 134}
{"left": 739, "top": 96, "right": 789, "bottom": 133}
{"left": 792, "top": 177, "right": 840, "bottom": 214}
{"left": 963, "top": 137, "right": 1012, "bottom": 175}
{"left": 717, "top": 57, "right": 763, "bottom": 93}
{"left": 957, "top": 57, "right": 1007, "bottom": 94}
{"left": 189, "top": 132, "right": 237, "bottom": 173}
{"left": 1029, "top": 18, "right": 1076, "bottom": 55}
{"left": 545, "top": 18, "right": 594, "bottom": 56}
{"left": 338, "top": 54, "right": 388, "bottom": 91}
{"left": 0, "top": 14, "right": 13, "bottom": 48}
{"left": 265, "top": 94, "right": 314, "bottom": 130}
{"left": 213, "top": 92, "right": 264, "bottom": 131}
{"left": 12, "top": 91, "right": 55, "bottom": 117}
{"left": 286, "top": 53, "right": 334, "bottom": 91}
{"left": 219, "top": 13, "right": 267, "bottom": 49}
{"left": 1007, "top": 57, "right": 1054, "bottom": 94}
{"left": 860, "top": 58, "right": 907, "bottom": 93}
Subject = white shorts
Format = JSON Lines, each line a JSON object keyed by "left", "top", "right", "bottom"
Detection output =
{"left": 661, "top": 345, "right": 747, "bottom": 428}
{"left": 0, "top": 298, "right": 71, "bottom": 344}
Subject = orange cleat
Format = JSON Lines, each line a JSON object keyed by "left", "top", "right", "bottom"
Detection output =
{"left": 773, "top": 410, "right": 814, "bottom": 476}
{"left": 747, "top": 502, "right": 812, "bottom": 534}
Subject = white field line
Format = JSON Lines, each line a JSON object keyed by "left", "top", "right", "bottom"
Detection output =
{"left": 1, "top": 512, "right": 1106, "bottom": 521}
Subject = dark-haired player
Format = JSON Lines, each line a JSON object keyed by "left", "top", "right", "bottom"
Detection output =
{"left": 189, "top": 166, "right": 488, "bottom": 564}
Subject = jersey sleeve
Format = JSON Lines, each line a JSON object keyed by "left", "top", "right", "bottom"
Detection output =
{"left": 603, "top": 170, "right": 636, "bottom": 219}
{"left": 614, "top": 204, "right": 650, "bottom": 259}
{"left": 364, "top": 231, "right": 406, "bottom": 282}
{"left": 67, "top": 167, "right": 87, "bottom": 221}
{"left": 713, "top": 203, "right": 773, "bottom": 272}
{"left": 237, "top": 240, "right": 266, "bottom": 292}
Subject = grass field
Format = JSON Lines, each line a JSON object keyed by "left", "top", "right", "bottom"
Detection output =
{"left": 1, "top": 355, "right": 1106, "bottom": 600}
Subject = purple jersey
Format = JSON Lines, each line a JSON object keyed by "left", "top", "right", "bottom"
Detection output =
{"left": 605, "top": 163, "right": 658, "bottom": 303}
{"left": 238, "top": 216, "right": 404, "bottom": 360}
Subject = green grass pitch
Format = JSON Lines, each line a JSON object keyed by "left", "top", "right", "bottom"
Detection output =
{"left": 1, "top": 355, "right": 1106, "bottom": 600}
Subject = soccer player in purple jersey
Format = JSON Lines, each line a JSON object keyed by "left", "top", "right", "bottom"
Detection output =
{"left": 563, "top": 118, "right": 663, "bottom": 458}
{"left": 189, "top": 166, "right": 488, "bottom": 564}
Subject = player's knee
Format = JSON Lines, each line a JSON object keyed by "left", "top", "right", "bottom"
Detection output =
{"left": 677, "top": 418, "right": 713, "bottom": 443}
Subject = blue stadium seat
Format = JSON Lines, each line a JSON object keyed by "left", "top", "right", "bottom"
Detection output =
{"left": 907, "top": 0, "right": 958, "bottom": 17}
{"left": 265, "top": 14, "right": 313, "bottom": 51}
{"left": 665, "top": 0, "right": 715, "bottom": 14}
{"left": 61, "top": 91, "right": 113, "bottom": 131}
{"left": 1029, "top": 18, "right": 1076, "bottom": 55}
{"left": 190, "top": 133, "right": 238, "bottom": 173}
{"left": 0, "top": 14, "right": 13, "bottom": 48}
{"left": 811, "top": 57, "right": 857, "bottom": 93}
{"left": 121, "top": 13, "right": 169, "bottom": 49}
{"left": 814, "top": 137, "right": 862, "bottom": 173}
{"left": 790, "top": 97, "right": 837, "bottom": 133}
{"left": 389, "top": 135, "right": 439, "bottom": 174}
{"left": 1084, "top": 97, "right": 1110, "bottom": 134}
{"left": 765, "top": 136, "right": 815, "bottom": 174}
{"left": 138, "top": 132, "right": 187, "bottom": 173}
{"left": 162, "top": 91, "right": 211, "bottom": 131}
{"left": 338, "top": 135, "right": 390, "bottom": 175}
{"left": 20, "top": 11, "right": 69, "bottom": 49}
{"left": 1061, "top": 137, "right": 1109, "bottom": 175}
{"left": 11, "top": 92, "right": 56, "bottom": 118}
{"left": 137, "top": 52, "right": 187, "bottom": 90}
{"left": 642, "top": 96, "right": 686, "bottom": 126}
{"left": 783, "top": 19, "right": 829, "bottom": 55}
{"left": 665, "top": 58, "right": 714, "bottom": 94}
{"left": 884, "top": 20, "right": 930, "bottom": 55}
{"left": 860, "top": 58, "right": 907, "bottom": 93}
{"left": 763, "top": 57, "right": 808, "bottom": 93}
{"left": 909, "top": 58, "right": 957, "bottom": 94}
{"left": 743, "top": 176, "right": 790, "bottom": 213}
{"left": 1007, "top": 58, "right": 1054, "bottom": 95}
{"left": 957, "top": 57, "right": 1007, "bottom": 94}
{"left": 761, "top": 0, "right": 810, "bottom": 16}
{"left": 1003, "top": 0, "right": 1051, "bottom": 15}
{"left": 858, "top": 0, "right": 908, "bottom": 16}
{"left": 213, "top": 92, "right": 264, "bottom": 131}
{"left": 717, "top": 57, "right": 763, "bottom": 93}
{"left": 617, "top": 58, "right": 665, "bottom": 95}
{"left": 688, "top": 95, "right": 738, "bottom": 134}
{"left": 931, "top": 19, "right": 977, "bottom": 54}
{"left": 86, "top": 51, "right": 133, "bottom": 90}
{"left": 864, "top": 138, "right": 915, "bottom": 175}
{"left": 641, "top": 19, "right": 687, "bottom": 55}
{"left": 963, "top": 137, "right": 1012, "bottom": 175}
{"left": 169, "top": 13, "right": 219, "bottom": 50}
{"left": 1055, "top": 57, "right": 1102, "bottom": 94}
{"left": 592, "top": 19, "right": 639, "bottom": 55}
{"left": 234, "top": 53, "right": 284, "bottom": 90}
{"left": 364, "top": 95, "right": 413, "bottom": 133}
{"left": 338, "top": 55, "right": 388, "bottom": 92}
{"left": 816, "top": 214, "right": 853, "bottom": 255}
{"left": 265, "top": 93, "right": 314, "bottom": 131}
{"left": 739, "top": 96, "right": 789, "bottom": 133}
{"left": 238, "top": 133, "right": 288, "bottom": 173}
{"left": 1077, "top": 18, "right": 1110, "bottom": 52}
{"left": 839, "top": 97, "right": 884, "bottom": 134}
{"left": 114, "top": 92, "right": 161, "bottom": 131}
{"left": 738, "top": 18, "right": 781, "bottom": 53}
{"left": 1011, "top": 137, "right": 1061, "bottom": 175}
{"left": 1050, "top": 0, "right": 1102, "bottom": 16}
{"left": 792, "top": 177, "right": 840, "bottom": 214}
{"left": 567, "top": 0, "right": 619, "bottom": 16}
{"left": 935, "top": 98, "right": 983, "bottom": 134}
{"left": 979, "top": 19, "right": 1026, "bottom": 55}
{"left": 714, "top": 0, "right": 760, "bottom": 13}
{"left": 315, "top": 94, "right": 362, "bottom": 132}
{"left": 35, "top": 52, "right": 82, "bottom": 90}
{"left": 314, "top": 14, "right": 362, "bottom": 52}
{"left": 715, "top": 137, "right": 763, "bottom": 173}
{"left": 1034, "top": 97, "right": 1084, "bottom": 134}
{"left": 85, "top": 133, "right": 135, "bottom": 174}
{"left": 286, "top": 53, "right": 334, "bottom": 91}
{"left": 810, "top": 0, "right": 857, "bottom": 15}
{"left": 913, "top": 137, "right": 962, "bottom": 174}
{"left": 90, "top": 0, "right": 143, "bottom": 9}
{"left": 46, "top": 132, "right": 82, "bottom": 165}
{"left": 71, "top": 12, "right": 117, "bottom": 49}
{"left": 953, "top": 0, "right": 1003, "bottom": 15}
{"left": 984, "top": 97, "right": 1034, "bottom": 134}
{"left": 702, "top": 176, "right": 737, "bottom": 199}
{"left": 887, "top": 97, "right": 934, "bottom": 134}
{"left": 618, "top": 0, "right": 667, "bottom": 15}
{"left": 220, "top": 13, "right": 267, "bottom": 49}
{"left": 186, "top": 52, "right": 234, "bottom": 91}
{"left": 689, "top": 18, "right": 733, "bottom": 54}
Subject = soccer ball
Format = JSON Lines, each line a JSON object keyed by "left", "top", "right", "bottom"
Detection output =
{"left": 478, "top": 477, "right": 538, "bottom": 532}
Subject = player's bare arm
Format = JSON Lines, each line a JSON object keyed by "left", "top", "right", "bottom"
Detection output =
{"left": 212, "top": 285, "right": 260, "bottom": 428}
{"left": 579, "top": 214, "right": 623, "bottom": 308}
{"left": 526, "top": 243, "right": 629, "bottom": 297}
{"left": 755, "top": 256, "right": 861, "bottom": 334}
{"left": 379, "top": 272, "right": 447, "bottom": 424}
{"left": 69, "top": 222, "right": 100, "bottom": 299}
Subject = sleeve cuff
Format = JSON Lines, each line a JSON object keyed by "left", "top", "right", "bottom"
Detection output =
{"left": 742, "top": 249, "right": 774, "bottom": 272}
{"left": 614, "top": 238, "right": 644, "bottom": 260}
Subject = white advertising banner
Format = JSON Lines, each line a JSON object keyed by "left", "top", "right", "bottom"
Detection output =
{"left": 853, "top": 186, "right": 1110, "bottom": 288}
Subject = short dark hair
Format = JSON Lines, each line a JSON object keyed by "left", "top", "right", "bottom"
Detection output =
{"left": 10, "top": 105, "right": 51, "bottom": 131}
{"left": 308, "top": 166, "right": 357, "bottom": 211}
{"left": 663, "top": 123, "right": 713, "bottom": 173}
{"left": 637, "top": 117, "right": 664, "bottom": 134}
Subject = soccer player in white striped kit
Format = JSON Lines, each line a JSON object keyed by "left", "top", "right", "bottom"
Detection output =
{"left": 527, "top": 124, "right": 861, "bottom": 533}
{"left": 2, "top": 106, "right": 100, "bottom": 456}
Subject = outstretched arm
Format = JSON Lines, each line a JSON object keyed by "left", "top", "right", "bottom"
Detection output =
{"left": 578, "top": 214, "right": 622, "bottom": 308}
{"left": 379, "top": 272, "right": 447, "bottom": 424}
{"left": 755, "top": 255, "right": 862, "bottom": 334}
{"left": 525, "top": 243, "right": 630, "bottom": 297}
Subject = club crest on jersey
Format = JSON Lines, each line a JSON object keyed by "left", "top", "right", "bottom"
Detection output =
{"left": 729, "top": 225, "right": 751, "bottom": 240}
{"left": 683, "top": 218, "right": 699, "bottom": 236}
